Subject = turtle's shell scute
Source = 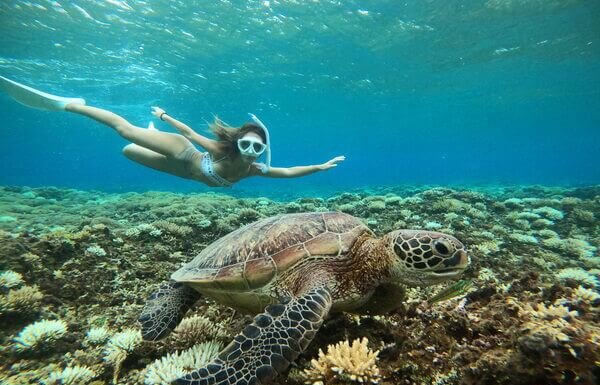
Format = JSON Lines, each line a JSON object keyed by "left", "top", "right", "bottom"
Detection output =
{"left": 171, "top": 212, "right": 370, "bottom": 291}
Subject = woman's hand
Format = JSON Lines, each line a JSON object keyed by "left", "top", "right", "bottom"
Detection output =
{"left": 151, "top": 106, "right": 166, "bottom": 119}
{"left": 318, "top": 156, "right": 345, "bottom": 170}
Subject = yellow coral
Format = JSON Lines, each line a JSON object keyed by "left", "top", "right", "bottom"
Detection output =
{"left": 572, "top": 286, "right": 600, "bottom": 303}
{"left": 302, "top": 337, "right": 381, "bottom": 384}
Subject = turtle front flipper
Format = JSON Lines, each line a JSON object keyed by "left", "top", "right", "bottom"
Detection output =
{"left": 175, "top": 286, "right": 332, "bottom": 385}
{"left": 138, "top": 280, "right": 201, "bottom": 341}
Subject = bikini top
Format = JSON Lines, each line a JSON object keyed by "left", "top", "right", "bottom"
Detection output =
{"left": 200, "top": 153, "right": 233, "bottom": 188}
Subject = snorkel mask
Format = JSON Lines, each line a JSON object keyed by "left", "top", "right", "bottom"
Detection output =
{"left": 246, "top": 113, "right": 271, "bottom": 174}
{"left": 237, "top": 136, "right": 266, "bottom": 157}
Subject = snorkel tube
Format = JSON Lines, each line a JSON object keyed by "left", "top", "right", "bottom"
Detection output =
{"left": 248, "top": 113, "right": 271, "bottom": 174}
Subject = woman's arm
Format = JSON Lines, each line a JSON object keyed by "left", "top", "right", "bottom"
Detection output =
{"left": 255, "top": 156, "right": 345, "bottom": 178}
{"left": 151, "top": 106, "right": 220, "bottom": 153}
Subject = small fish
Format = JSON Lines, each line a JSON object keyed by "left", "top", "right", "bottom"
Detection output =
{"left": 427, "top": 279, "right": 473, "bottom": 305}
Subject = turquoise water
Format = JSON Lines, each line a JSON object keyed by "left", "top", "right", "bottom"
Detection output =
{"left": 0, "top": 0, "right": 599, "bottom": 195}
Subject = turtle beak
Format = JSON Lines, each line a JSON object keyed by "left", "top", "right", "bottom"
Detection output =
{"left": 431, "top": 249, "right": 469, "bottom": 277}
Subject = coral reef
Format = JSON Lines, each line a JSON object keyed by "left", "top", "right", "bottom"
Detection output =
{"left": 0, "top": 184, "right": 598, "bottom": 384}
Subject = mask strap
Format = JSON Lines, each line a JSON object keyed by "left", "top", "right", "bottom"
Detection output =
{"left": 248, "top": 113, "right": 271, "bottom": 173}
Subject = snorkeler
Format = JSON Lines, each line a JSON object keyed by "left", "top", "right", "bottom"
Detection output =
{"left": 0, "top": 76, "right": 345, "bottom": 187}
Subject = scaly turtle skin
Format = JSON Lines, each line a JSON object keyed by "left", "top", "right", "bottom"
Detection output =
{"left": 138, "top": 212, "right": 469, "bottom": 385}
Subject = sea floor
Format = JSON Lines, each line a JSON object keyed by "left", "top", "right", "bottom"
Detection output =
{"left": 0, "top": 184, "right": 598, "bottom": 385}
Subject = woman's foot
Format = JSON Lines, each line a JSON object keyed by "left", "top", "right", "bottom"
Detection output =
{"left": 0, "top": 75, "right": 85, "bottom": 111}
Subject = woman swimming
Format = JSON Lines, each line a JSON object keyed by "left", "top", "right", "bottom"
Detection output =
{"left": 0, "top": 76, "right": 345, "bottom": 187}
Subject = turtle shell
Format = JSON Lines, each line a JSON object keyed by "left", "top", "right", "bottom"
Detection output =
{"left": 171, "top": 212, "right": 371, "bottom": 292}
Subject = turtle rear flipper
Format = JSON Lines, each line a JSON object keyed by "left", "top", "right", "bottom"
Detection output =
{"left": 175, "top": 286, "right": 332, "bottom": 385}
{"left": 138, "top": 280, "right": 201, "bottom": 341}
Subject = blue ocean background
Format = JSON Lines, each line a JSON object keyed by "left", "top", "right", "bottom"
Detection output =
{"left": 0, "top": 0, "right": 599, "bottom": 198}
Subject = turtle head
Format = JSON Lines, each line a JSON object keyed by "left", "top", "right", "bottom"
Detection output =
{"left": 384, "top": 230, "right": 469, "bottom": 286}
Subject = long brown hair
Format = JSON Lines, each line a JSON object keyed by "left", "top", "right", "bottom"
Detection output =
{"left": 209, "top": 117, "right": 267, "bottom": 157}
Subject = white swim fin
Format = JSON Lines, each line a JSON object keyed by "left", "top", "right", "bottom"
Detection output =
{"left": 0, "top": 75, "right": 86, "bottom": 111}
{"left": 147, "top": 121, "right": 158, "bottom": 131}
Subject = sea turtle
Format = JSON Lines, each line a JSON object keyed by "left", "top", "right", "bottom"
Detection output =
{"left": 139, "top": 212, "right": 469, "bottom": 385}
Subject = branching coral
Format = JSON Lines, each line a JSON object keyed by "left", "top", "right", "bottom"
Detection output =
{"left": 85, "top": 245, "right": 107, "bottom": 257}
{"left": 473, "top": 240, "right": 502, "bottom": 256}
{"left": 0, "top": 270, "right": 24, "bottom": 289}
{"left": 103, "top": 328, "right": 142, "bottom": 383}
{"left": 124, "top": 223, "right": 162, "bottom": 238}
{"left": 0, "top": 285, "right": 43, "bottom": 315}
{"left": 0, "top": 269, "right": 44, "bottom": 316}
{"left": 302, "top": 337, "right": 381, "bottom": 384}
{"left": 154, "top": 220, "right": 193, "bottom": 237}
{"left": 524, "top": 303, "right": 578, "bottom": 321}
{"left": 236, "top": 208, "right": 261, "bottom": 222}
{"left": 144, "top": 340, "right": 222, "bottom": 385}
{"left": 556, "top": 268, "right": 599, "bottom": 287}
{"left": 13, "top": 319, "right": 68, "bottom": 352}
{"left": 543, "top": 237, "right": 596, "bottom": 259}
{"left": 85, "top": 326, "right": 111, "bottom": 346}
{"left": 169, "top": 315, "right": 231, "bottom": 350}
{"left": 519, "top": 302, "right": 579, "bottom": 354}
{"left": 532, "top": 206, "right": 564, "bottom": 220}
{"left": 509, "top": 232, "right": 538, "bottom": 244}
{"left": 42, "top": 365, "right": 96, "bottom": 385}
{"left": 571, "top": 286, "right": 600, "bottom": 303}
{"left": 555, "top": 286, "right": 600, "bottom": 306}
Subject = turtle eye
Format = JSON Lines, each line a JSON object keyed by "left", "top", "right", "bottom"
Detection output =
{"left": 434, "top": 240, "right": 451, "bottom": 255}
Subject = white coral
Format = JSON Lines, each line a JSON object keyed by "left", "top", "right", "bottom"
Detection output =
{"left": 556, "top": 268, "right": 599, "bottom": 287}
{"left": 172, "top": 315, "right": 230, "bottom": 347}
{"left": 0, "top": 270, "right": 24, "bottom": 289}
{"left": 43, "top": 365, "right": 96, "bottom": 385}
{"left": 532, "top": 206, "right": 564, "bottom": 220}
{"left": 509, "top": 232, "right": 538, "bottom": 244}
{"left": 13, "top": 319, "right": 67, "bottom": 352}
{"left": 85, "top": 245, "right": 107, "bottom": 257}
{"left": 144, "top": 341, "right": 222, "bottom": 385}
{"left": 85, "top": 326, "right": 111, "bottom": 345}
{"left": 103, "top": 329, "right": 142, "bottom": 383}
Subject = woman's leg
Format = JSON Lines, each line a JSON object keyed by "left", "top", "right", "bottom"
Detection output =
{"left": 122, "top": 144, "right": 193, "bottom": 179}
{"left": 65, "top": 103, "right": 190, "bottom": 158}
